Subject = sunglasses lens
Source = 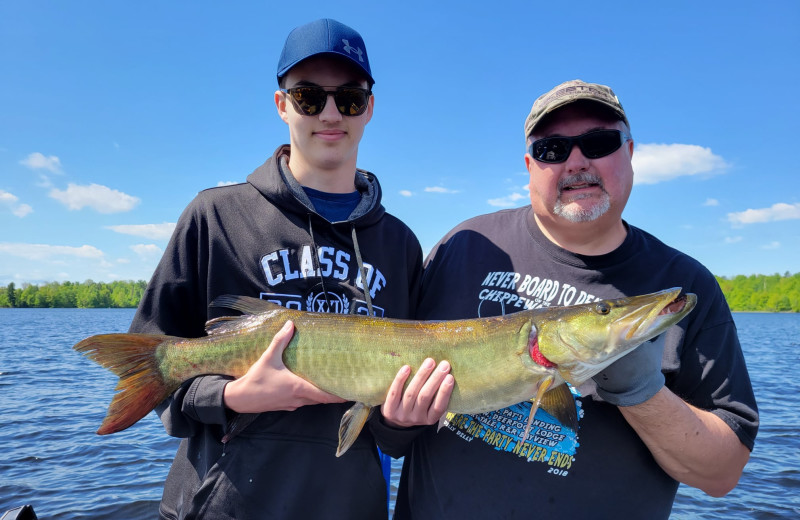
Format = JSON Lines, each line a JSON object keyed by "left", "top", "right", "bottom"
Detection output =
{"left": 532, "top": 137, "right": 571, "bottom": 163}
{"left": 334, "top": 88, "right": 369, "bottom": 116}
{"left": 287, "top": 87, "right": 370, "bottom": 116}
{"left": 531, "top": 130, "right": 624, "bottom": 163}
{"left": 580, "top": 130, "right": 623, "bottom": 158}
{"left": 289, "top": 87, "right": 327, "bottom": 115}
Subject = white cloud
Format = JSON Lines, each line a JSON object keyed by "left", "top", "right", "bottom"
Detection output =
{"left": 49, "top": 183, "right": 140, "bottom": 213}
{"left": 703, "top": 198, "right": 719, "bottom": 207}
{"left": 0, "top": 242, "right": 104, "bottom": 260}
{"left": 19, "top": 152, "right": 63, "bottom": 173}
{"left": 632, "top": 144, "right": 728, "bottom": 185}
{"left": 761, "top": 241, "right": 781, "bottom": 250}
{"left": 488, "top": 192, "right": 527, "bottom": 208}
{"left": 107, "top": 222, "right": 176, "bottom": 240}
{"left": 130, "top": 243, "right": 163, "bottom": 259}
{"left": 727, "top": 202, "right": 800, "bottom": 225}
{"left": 399, "top": 190, "right": 413, "bottom": 197}
{"left": 724, "top": 236, "right": 743, "bottom": 244}
{"left": 424, "top": 186, "right": 460, "bottom": 194}
{"left": 0, "top": 190, "right": 33, "bottom": 217}
{"left": 217, "top": 181, "right": 237, "bottom": 187}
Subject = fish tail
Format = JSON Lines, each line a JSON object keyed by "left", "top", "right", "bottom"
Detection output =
{"left": 74, "top": 333, "right": 176, "bottom": 435}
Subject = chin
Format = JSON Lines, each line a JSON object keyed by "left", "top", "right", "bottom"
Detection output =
{"left": 554, "top": 198, "right": 610, "bottom": 223}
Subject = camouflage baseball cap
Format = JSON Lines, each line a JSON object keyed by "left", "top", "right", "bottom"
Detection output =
{"left": 524, "top": 79, "right": 629, "bottom": 139}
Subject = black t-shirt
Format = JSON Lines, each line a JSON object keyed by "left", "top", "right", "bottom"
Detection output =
{"left": 388, "top": 206, "right": 758, "bottom": 520}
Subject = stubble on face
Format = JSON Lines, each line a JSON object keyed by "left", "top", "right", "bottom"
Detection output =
{"left": 553, "top": 171, "right": 611, "bottom": 222}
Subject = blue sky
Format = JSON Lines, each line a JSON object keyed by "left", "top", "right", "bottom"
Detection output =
{"left": 1, "top": 1, "right": 798, "bottom": 286}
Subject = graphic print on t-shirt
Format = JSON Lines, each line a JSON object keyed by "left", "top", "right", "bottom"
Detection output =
{"left": 442, "top": 391, "right": 582, "bottom": 474}
{"left": 443, "top": 269, "right": 605, "bottom": 475}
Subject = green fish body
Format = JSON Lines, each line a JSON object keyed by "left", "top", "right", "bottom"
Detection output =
{"left": 75, "top": 288, "right": 695, "bottom": 456}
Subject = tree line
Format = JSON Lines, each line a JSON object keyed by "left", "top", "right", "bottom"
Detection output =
{"left": 1, "top": 273, "right": 798, "bottom": 311}
{"left": 0, "top": 280, "right": 147, "bottom": 308}
{"left": 715, "top": 272, "right": 800, "bottom": 313}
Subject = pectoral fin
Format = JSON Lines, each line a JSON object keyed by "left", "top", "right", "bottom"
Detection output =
{"left": 337, "top": 402, "right": 373, "bottom": 457}
{"left": 539, "top": 383, "right": 578, "bottom": 432}
{"left": 522, "top": 375, "right": 555, "bottom": 444}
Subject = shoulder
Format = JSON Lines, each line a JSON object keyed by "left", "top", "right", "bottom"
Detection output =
{"left": 432, "top": 206, "right": 529, "bottom": 253}
{"left": 424, "top": 207, "right": 529, "bottom": 272}
{"left": 380, "top": 211, "right": 421, "bottom": 243}
{"left": 628, "top": 224, "right": 729, "bottom": 319}
{"left": 180, "top": 182, "right": 258, "bottom": 216}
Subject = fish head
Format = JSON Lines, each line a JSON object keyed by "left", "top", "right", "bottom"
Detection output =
{"left": 528, "top": 288, "right": 696, "bottom": 386}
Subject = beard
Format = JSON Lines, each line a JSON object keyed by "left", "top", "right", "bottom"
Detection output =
{"left": 553, "top": 172, "right": 611, "bottom": 223}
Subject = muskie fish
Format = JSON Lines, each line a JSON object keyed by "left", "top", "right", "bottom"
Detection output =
{"left": 74, "top": 287, "right": 695, "bottom": 456}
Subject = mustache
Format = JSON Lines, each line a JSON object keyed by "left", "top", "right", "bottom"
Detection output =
{"left": 557, "top": 172, "right": 605, "bottom": 194}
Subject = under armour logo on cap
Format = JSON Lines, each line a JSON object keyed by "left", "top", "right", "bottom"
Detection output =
{"left": 341, "top": 39, "right": 364, "bottom": 62}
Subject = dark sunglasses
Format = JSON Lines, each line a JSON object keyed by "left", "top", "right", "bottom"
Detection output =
{"left": 281, "top": 85, "right": 371, "bottom": 116}
{"left": 528, "top": 129, "right": 632, "bottom": 164}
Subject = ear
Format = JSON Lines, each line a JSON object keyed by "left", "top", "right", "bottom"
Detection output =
{"left": 524, "top": 151, "right": 534, "bottom": 173}
{"left": 626, "top": 138, "right": 634, "bottom": 158}
{"left": 364, "top": 93, "right": 375, "bottom": 124}
{"left": 275, "top": 90, "right": 289, "bottom": 124}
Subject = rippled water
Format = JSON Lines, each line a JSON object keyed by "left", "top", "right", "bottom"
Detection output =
{"left": 0, "top": 309, "right": 797, "bottom": 518}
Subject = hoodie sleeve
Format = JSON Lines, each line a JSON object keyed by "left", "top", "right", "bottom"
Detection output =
{"left": 128, "top": 197, "right": 230, "bottom": 437}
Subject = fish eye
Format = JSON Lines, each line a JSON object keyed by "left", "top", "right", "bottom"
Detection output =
{"left": 595, "top": 303, "right": 610, "bottom": 315}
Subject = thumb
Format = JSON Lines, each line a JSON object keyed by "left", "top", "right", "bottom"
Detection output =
{"left": 262, "top": 320, "right": 295, "bottom": 369}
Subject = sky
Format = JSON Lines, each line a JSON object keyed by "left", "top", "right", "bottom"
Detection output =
{"left": 1, "top": 1, "right": 798, "bottom": 287}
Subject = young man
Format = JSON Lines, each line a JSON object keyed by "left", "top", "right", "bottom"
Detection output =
{"left": 129, "top": 19, "right": 423, "bottom": 519}
{"left": 378, "top": 80, "right": 759, "bottom": 519}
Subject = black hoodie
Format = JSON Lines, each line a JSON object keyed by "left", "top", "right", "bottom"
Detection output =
{"left": 129, "top": 145, "right": 423, "bottom": 520}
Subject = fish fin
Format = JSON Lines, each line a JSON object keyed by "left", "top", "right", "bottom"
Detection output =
{"left": 522, "top": 375, "right": 555, "bottom": 444}
{"left": 73, "top": 333, "right": 178, "bottom": 435}
{"left": 205, "top": 296, "right": 288, "bottom": 335}
{"left": 222, "top": 413, "right": 260, "bottom": 443}
{"left": 337, "top": 402, "right": 373, "bottom": 457}
{"left": 540, "top": 384, "right": 578, "bottom": 432}
{"left": 204, "top": 315, "right": 266, "bottom": 336}
{"left": 210, "top": 295, "right": 284, "bottom": 315}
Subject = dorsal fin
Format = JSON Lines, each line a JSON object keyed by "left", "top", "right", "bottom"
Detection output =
{"left": 210, "top": 295, "right": 284, "bottom": 315}
{"left": 205, "top": 316, "right": 247, "bottom": 336}
{"left": 205, "top": 296, "right": 286, "bottom": 336}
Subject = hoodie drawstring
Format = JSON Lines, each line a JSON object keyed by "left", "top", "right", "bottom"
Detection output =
{"left": 351, "top": 225, "right": 374, "bottom": 316}
{"left": 307, "top": 215, "right": 374, "bottom": 316}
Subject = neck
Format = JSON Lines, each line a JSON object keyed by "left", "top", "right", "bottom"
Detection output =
{"left": 533, "top": 213, "right": 627, "bottom": 256}
{"left": 287, "top": 153, "right": 357, "bottom": 194}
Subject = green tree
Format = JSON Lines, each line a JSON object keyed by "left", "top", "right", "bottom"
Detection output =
{"left": 6, "top": 282, "right": 16, "bottom": 308}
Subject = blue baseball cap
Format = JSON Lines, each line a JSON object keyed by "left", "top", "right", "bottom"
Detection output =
{"left": 277, "top": 19, "right": 374, "bottom": 86}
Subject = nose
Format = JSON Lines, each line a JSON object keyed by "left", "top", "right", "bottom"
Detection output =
{"left": 318, "top": 92, "right": 343, "bottom": 122}
{"left": 563, "top": 142, "right": 590, "bottom": 173}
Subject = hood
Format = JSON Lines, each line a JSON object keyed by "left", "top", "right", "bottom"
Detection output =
{"left": 246, "top": 145, "right": 386, "bottom": 227}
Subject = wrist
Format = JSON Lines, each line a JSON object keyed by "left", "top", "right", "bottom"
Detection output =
{"left": 222, "top": 379, "right": 243, "bottom": 412}
{"left": 595, "top": 371, "right": 665, "bottom": 407}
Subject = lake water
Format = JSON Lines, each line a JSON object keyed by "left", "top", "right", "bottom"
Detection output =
{"left": 1, "top": 309, "right": 798, "bottom": 518}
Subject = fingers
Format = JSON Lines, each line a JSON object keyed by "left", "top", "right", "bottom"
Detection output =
{"left": 382, "top": 358, "right": 454, "bottom": 428}
{"left": 383, "top": 364, "right": 412, "bottom": 415}
{"left": 262, "top": 320, "right": 295, "bottom": 368}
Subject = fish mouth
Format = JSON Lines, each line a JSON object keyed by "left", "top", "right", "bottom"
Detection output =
{"left": 626, "top": 290, "right": 695, "bottom": 341}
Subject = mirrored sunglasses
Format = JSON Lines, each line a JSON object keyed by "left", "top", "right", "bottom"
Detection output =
{"left": 529, "top": 129, "right": 632, "bottom": 164}
{"left": 281, "top": 85, "right": 371, "bottom": 116}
